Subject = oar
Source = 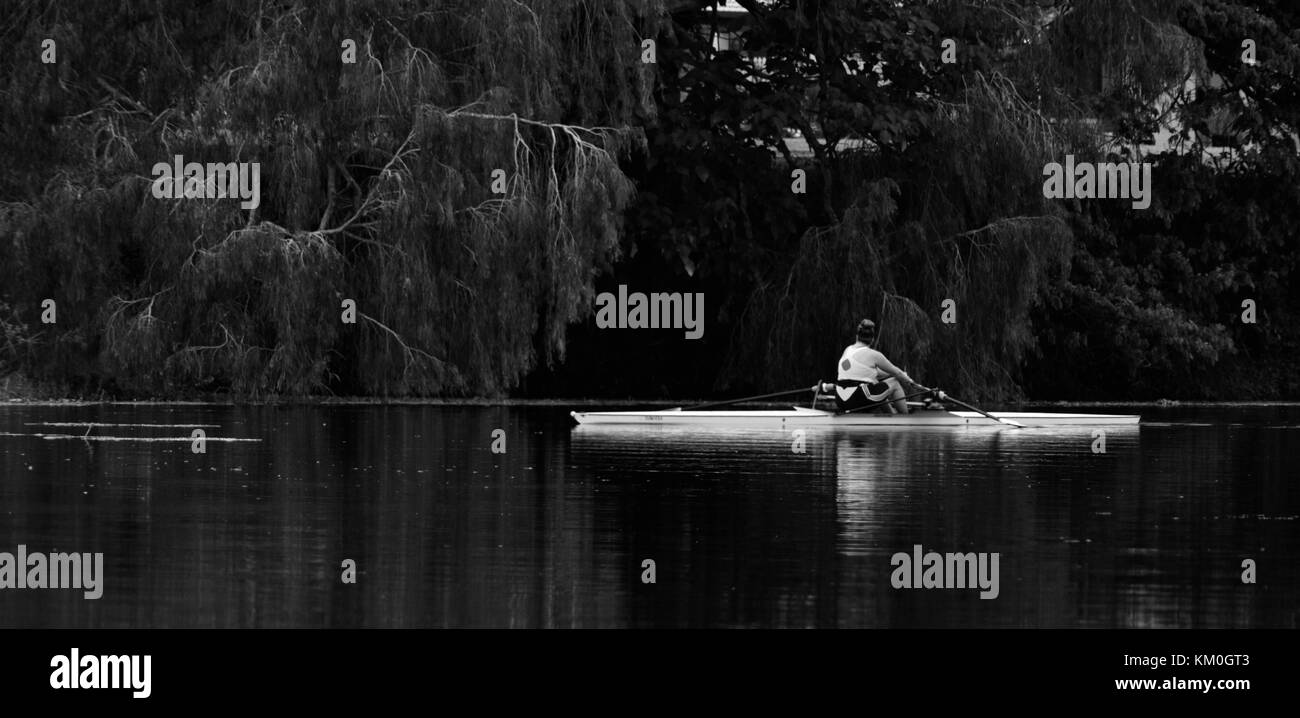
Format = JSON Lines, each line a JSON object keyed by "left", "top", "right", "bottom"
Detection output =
{"left": 683, "top": 384, "right": 822, "bottom": 411}
{"left": 925, "top": 387, "right": 1025, "bottom": 428}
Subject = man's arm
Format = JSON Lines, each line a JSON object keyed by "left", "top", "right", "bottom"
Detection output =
{"left": 872, "top": 352, "right": 916, "bottom": 386}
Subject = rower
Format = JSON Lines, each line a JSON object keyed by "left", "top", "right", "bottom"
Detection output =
{"left": 831, "top": 319, "right": 922, "bottom": 414}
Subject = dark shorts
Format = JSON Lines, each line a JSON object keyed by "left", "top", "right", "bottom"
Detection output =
{"left": 834, "top": 380, "right": 893, "bottom": 412}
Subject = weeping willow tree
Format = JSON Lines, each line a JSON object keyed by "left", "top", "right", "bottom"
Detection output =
{"left": 719, "top": 0, "right": 1206, "bottom": 400}
{"left": 0, "top": 0, "right": 661, "bottom": 396}
{"left": 727, "top": 74, "right": 1073, "bottom": 399}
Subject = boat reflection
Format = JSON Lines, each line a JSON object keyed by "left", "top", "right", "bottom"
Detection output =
{"left": 571, "top": 422, "right": 1138, "bottom": 455}
{"left": 571, "top": 422, "right": 1144, "bottom": 627}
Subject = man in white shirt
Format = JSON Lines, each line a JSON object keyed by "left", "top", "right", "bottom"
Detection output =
{"left": 832, "top": 319, "right": 922, "bottom": 414}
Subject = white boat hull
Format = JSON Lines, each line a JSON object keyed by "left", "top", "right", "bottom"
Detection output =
{"left": 570, "top": 406, "right": 1140, "bottom": 427}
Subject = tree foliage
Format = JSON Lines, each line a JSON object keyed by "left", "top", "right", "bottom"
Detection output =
{"left": 1, "top": 0, "right": 660, "bottom": 396}
{"left": 3, "top": 0, "right": 1299, "bottom": 401}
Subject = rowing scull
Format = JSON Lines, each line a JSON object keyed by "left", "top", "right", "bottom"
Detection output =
{"left": 569, "top": 406, "right": 1140, "bottom": 427}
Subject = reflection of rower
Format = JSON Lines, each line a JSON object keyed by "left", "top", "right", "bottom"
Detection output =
{"left": 833, "top": 319, "right": 925, "bottom": 414}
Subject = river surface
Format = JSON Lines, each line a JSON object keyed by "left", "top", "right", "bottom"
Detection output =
{"left": 0, "top": 403, "right": 1295, "bottom": 628}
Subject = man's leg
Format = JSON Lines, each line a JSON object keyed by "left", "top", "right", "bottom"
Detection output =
{"left": 886, "top": 377, "right": 908, "bottom": 414}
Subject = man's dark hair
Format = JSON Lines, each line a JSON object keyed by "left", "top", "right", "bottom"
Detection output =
{"left": 855, "top": 319, "right": 876, "bottom": 344}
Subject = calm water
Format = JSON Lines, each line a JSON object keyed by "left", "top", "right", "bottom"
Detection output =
{"left": 0, "top": 403, "right": 1295, "bottom": 628}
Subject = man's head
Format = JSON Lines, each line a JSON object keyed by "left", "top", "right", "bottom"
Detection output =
{"left": 855, "top": 318, "right": 876, "bottom": 344}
